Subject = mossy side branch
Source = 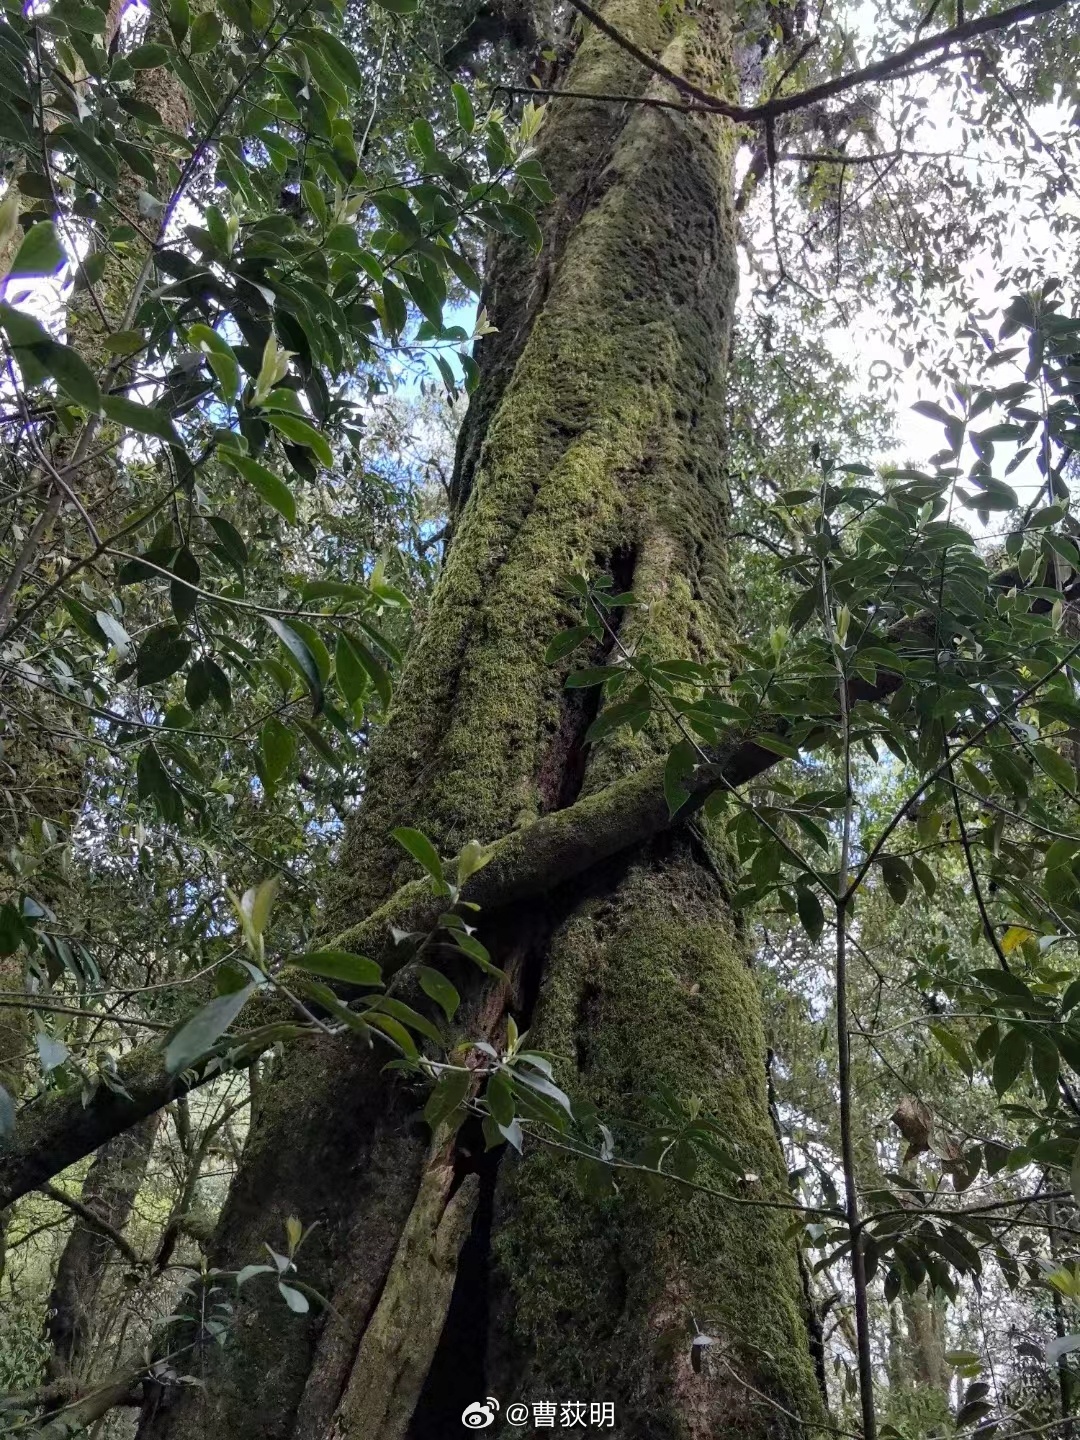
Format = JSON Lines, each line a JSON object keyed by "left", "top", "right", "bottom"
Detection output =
{"left": 0, "top": 568, "right": 1014, "bottom": 1215}
{"left": 0, "top": 630, "right": 922, "bottom": 1213}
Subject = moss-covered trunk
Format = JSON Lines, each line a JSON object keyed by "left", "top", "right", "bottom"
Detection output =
{"left": 139, "top": 3, "right": 823, "bottom": 1437}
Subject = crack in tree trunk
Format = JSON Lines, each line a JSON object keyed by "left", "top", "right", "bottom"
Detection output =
{"left": 322, "top": 1144, "right": 479, "bottom": 1440}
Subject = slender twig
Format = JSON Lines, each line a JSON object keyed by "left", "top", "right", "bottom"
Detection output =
{"left": 0, "top": 994, "right": 172, "bottom": 1030}
{"left": 946, "top": 754, "right": 1012, "bottom": 972}
{"left": 528, "top": 1129, "right": 845, "bottom": 1218}
{"left": 715, "top": 1354, "right": 860, "bottom": 1438}
{"left": 820, "top": 535, "right": 877, "bottom": 1440}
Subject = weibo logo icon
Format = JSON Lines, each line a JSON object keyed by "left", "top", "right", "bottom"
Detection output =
{"left": 461, "top": 1397, "right": 500, "bottom": 1428}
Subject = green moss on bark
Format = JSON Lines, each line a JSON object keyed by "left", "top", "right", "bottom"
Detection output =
{"left": 492, "top": 843, "right": 824, "bottom": 1438}
{"left": 328, "top": 0, "right": 740, "bottom": 926}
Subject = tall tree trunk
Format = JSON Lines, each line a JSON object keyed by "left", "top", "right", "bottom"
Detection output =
{"left": 139, "top": 2, "right": 824, "bottom": 1437}
{"left": 45, "top": 1115, "right": 158, "bottom": 1380}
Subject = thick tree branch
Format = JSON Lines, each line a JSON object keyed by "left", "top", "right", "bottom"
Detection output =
{"left": 567, "top": 0, "right": 1071, "bottom": 124}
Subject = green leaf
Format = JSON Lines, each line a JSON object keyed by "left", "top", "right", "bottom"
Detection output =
{"left": 293, "top": 950, "right": 382, "bottom": 987}
{"left": 796, "top": 886, "right": 825, "bottom": 942}
{"left": 513, "top": 1067, "right": 573, "bottom": 1116}
{"left": 102, "top": 394, "right": 182, "bottom": 446}
{"left": 392, "top": 827, "right": 446, "bottom": 888}
{"left": 165, "top": 984, "right": 255, "bottom": 1072}
{"left": 992, "top": 1026, "right": 1028, "bottom": 1097}
{"left": 380, "top": 277, "right": 407, "bottom": 337}
{"left": 295, "top": 718, "right": 341, "bottom": 771}
{"left": 335, "top": 629, "right": 367, "bottom": 705}
{"left": 879, "top": 855, "right": 911, "bottom": 906}
{"left": 662, "top": 738, "right": 696, "bottom": 817}
{"left": 368, "top": 995, "right": 443, "bottom": 1047}
{"left": 267, "top": 617, "right": 323, "bottom": 714}
{"left": 9, "top": 220, "right": 64, "bottom": 277}
{"left": 188, "top": 9, "right": 222, "bottom": 51}
{"left": 972, "top": 969, "right": 1038, "bottom": 1009}
{"left": 185, "top": 656, "right": 230, "bottom": 712}
{"left": 1032, "top": 742, "right": 1076, "bottom": 793}
{"left": 912, "top": 399, "right": 954, "bottom": 425}
{"left": 456, "top": 839, "right": 490, "bottom": 884}
{"left": 931, "top": 1023, "right": 973, "bottom": 1079}
{"left": 366, "top": 1011, "right": 419, "bottom": 1058}
{"left": 277, "top": 1281, "right": 309, "bottom": 1313}
{"left": 0, "top": 303, "right": 51, "bottom": 348}
{"left": 442, "top": 246, "right": 482, "bottom": 294}
{"left": 418, "top": 966, "right": 459, "bottom": 1022}
{"left": 1062, "top": 979, "right": 1080, "bottom": 1016}
{"left": 127, "top": 42, "right": 170, "bottom": 67}
{"left": 302, "top": 28, "right": 363, "bottom": 88}
{"left": 46, "top": 342, "right": 101, "bottom": 412}
{"left": 545, "top": 625, "right": 589, "bottom": 663}
{"left": 496, "top": 200, "right": 543, "bottom": 252}
{"left": 136, "top": 743, "right": 182, "bottom": 823}
{"left": 286, "top": 619, "right": 330, "bottom": 685}
{"left": 910, "top": 856, "right": 937, "bottom": 898}
{"left": 167, "top": 0, "right": 189, "bottom": 41}
{"left": 103, "top": 330, "right": 146, "bottom": 357}
{"left": 208, "top": 515, "right": 247, "bottom": 570}
{"left": 424, "top": 1067, "right": 470, "bottom": 1131}
{"left": 486, "top": 1070, "right": 515, "bottom": 1127}
{"left": 451, "top": 82, "right": 475, "bottom": 132}
{"left": 401, "top": 269, "right": 444, "bottom": 330}
{"left": 265, "top": 412, "right": 333, "bottom": 468}
{"left": 63, "top": 596, "right": 107, "bottom": 646}
{"left": 301, "top": 579, "right": 369, "bottom": 604}
{"left": 189, "top": 323, "right": 240, "bottom": 401}
{"left": 136, "top": 625, "right": 191, "bottom": 685}
{"left": 223, "top": 452, "right": 296, "bottom": 522}
{"left": 585, "top": 698, "right": 648, "bottom": 743}
{"left": 235, "top": 1263, "right": 275, "bottom": 1287}
{"left": 1030, "top": 1029, "right": 1059, "bottom": 1102}
{"left": 242, "top": 878, "right": 277, "bottom": 938}
{"left": 338, "top": 631, "right": 392, "bottom": 711}
{"left": 95, "top": 610, "right": 132, "bottom": 657}
{"left": 260, "top": 716, "right": 295, "bottom": 783}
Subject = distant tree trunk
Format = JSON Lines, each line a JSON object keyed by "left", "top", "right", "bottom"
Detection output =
{"left": 139, "top": 2, "right": 824, "bottom": 1437}
{"left": 45, "top": 1116, "right": 158, "bottom": 1380}
{"left": 901, "top": 1287, "right": 949, "bottom": 1394}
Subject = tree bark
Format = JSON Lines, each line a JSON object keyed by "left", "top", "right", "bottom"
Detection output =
{"left": 137, "top": 2, "right": 824, "bottom": 1436}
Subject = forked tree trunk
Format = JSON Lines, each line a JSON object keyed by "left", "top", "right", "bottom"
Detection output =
{"left": 139, "top": 2, "right": 824, "bottom": 1436}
